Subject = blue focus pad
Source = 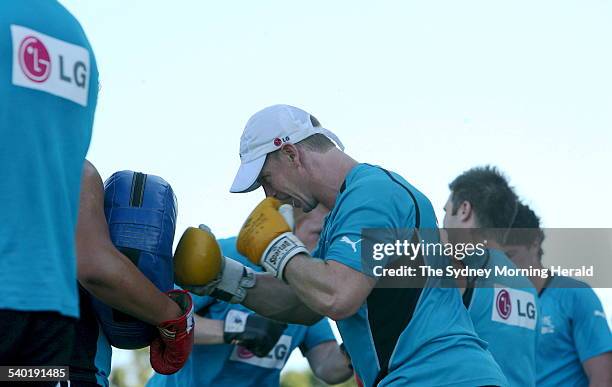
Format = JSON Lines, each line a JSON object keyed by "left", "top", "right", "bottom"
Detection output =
{"left": 92, "top": 170, "right": 178, "bottom": 349}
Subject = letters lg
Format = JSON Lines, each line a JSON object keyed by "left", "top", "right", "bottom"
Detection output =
{"left": 265, "top": 344, "right": 288, "bottom": 361}
{"left": 518, "top": 300, "right": 536, "bottom": 319}
{"left": 60, "top": 56, "right": 87, "bottom": 88}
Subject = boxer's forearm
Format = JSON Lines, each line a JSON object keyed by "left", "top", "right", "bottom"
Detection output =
{"left": 78, "top": 247, "right": 181, "bottom": 325}
{"left": 242, "top": 273, "right": 323, "bottom": 325}
{"left": 283, "top": 255, "right": 346, "bottom": 319}
{"left": 306, "top": 341, "right": 353, "bottom": 385}
{"left": 284, "top": 255, "right": 374, "bottom": 321}
{"left": 193, "top": 315, "right": 224, "bottom": 344}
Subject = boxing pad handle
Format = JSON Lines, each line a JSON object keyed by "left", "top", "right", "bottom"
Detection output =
{"left": 130, "top": 172, "right": 147, "bottom": 207}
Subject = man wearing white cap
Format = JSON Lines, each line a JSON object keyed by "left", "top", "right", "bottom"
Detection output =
{"left": 228, "top": 105, "right": 344, "bottom": 196}
{"left": 174, "top": 104, "right": 506, "bottom": 387}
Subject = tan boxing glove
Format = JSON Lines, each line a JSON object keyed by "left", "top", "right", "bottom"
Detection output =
{"left": 174, "top": 225, "right": 255, "bottom": 303}
{"left": 237, "top": 197, "right": 308, "bottom": 280}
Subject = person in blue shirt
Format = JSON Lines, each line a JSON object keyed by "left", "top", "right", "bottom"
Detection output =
{"left": 149, "top": 208, "right": 353, "bottom": 387}
{"left": 442, "top": 166, "right": 539, "bottom": 386}
{"left": 0, "top": 0, "right": 99, "bottom": 370}
{"left": 147, "top": 294, "right": 343, "bottom": 387}
{"left": 175, "top": 105, "right": 507, "bottom": 386}
{"left": 503, "top": 202, "right": 612, "bottom": 387}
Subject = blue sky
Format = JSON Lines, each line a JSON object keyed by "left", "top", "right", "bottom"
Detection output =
{"left": 60, "top": 0, "right": 612, "bottom": 374}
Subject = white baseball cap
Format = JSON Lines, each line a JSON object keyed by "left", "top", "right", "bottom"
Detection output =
{"left": 230, "top": 104, "right": 344, "bottom": 193}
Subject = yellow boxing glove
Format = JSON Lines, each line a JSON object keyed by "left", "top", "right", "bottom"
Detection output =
{"left": 237, "top": 198, "right": 308, "bottom": 280}
{"left": 174, "top": 225, "right": 255, "bottom": 303}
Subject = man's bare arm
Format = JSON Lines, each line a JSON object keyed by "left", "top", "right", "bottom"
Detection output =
{"left": 243, "top": 254, "right": 375, "bottom": 323}
{"left": 76, "top": 160, "right": 180, "bottom": 325}
{"left": 305, "top": 341, "right": 353, "bottom": 385}
{"left": 193, "top": 315, "right": 224, "bottom": 344}
{"left": 284, "top": 255, "right": 375, "bottom": 321}
{"left": 242, "top": 273, "right": 323, "bottom": 325}
{"left": 583, "top": 352, "right": 612, "bottom": 387}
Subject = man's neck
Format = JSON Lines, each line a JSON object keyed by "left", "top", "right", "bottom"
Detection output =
{"left": 311, "top": 150, "right": 358, "bottom": 210}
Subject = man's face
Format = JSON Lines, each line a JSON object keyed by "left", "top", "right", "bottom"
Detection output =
{"left": 442, "top": 195, "right": 463, "bottom": 229}
{"left": 442, "top": 194, "right": 475, "bottom": 244}
{"left": 258, "top": 149, "right": 318, "bottom": 212}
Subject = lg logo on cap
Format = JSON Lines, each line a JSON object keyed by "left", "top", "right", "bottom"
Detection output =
{"left": 273, "top": 136, "right": 290, "bottom": 147}
{"left": 18, "top": 36, "right": 51, "bottom": 83}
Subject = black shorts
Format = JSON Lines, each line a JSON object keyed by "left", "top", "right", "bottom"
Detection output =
{"left": 65, "top": 286, "right": 106, "bottom": 386}
{"left": 0, "top": 309, "right": 76, "bottom": 386}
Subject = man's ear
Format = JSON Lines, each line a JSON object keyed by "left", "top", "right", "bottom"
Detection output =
{"left": 458, "top": 201, "right": 473, "bottom": 222}
{"left": 281, "top": 144, "right": 300, "bottom": 165}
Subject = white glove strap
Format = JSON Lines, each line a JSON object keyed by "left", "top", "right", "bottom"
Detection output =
{"left": 261, "top": 232, "right": 309, "bottom": 281}
{"left": 224, "top": 310, "right": 249, "bottom": 334}
{"left": 210, "top": 257, "right": 256, "bottom": 304}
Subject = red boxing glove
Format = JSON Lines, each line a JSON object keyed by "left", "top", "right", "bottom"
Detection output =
{"left": 150, "top": 290, "right": 195, "bottom": 375}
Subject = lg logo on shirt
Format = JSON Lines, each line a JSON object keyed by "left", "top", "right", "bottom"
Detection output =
{"left": 229, "top": 335, "right": 292, "bottom": 369}
{"left": 11, "top": 25, "right": 91, "bottom": 106}
{"left": 492, "top": 287, "right": 537, "bottom": 330}
{"left": 18, "top": 36, "right": 51, "bottom": 82}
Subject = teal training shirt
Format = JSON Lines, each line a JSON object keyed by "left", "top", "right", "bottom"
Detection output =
{"left": 0, "top": 0, "right": 98, "bottom": 318}
{"left": 464, "top": 249, "right": 539, "bottom": 386}
{"left": 313, "top": 164, "right": 507, "bottom": 387}
{"left": 536, "top": 276, "right": 612, "bottom": 386}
